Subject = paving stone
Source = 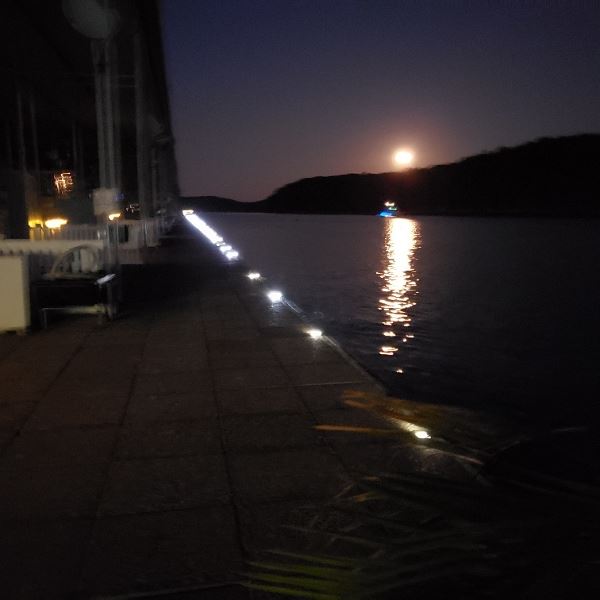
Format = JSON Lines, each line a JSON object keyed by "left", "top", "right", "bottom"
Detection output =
{"left": 14, "top": 328, "right": 91, "bottom": 352}
{"left": 334, "top": 441, "right": 472, "bottom": 480}
{"left": 333, "top": 440, "right": 410, "bottom": 476}
{"left": 311, "top": 407, "right": 395, "bottom": 446}
{"left": 1, "top": 425, "right": 118, "bottom": 469}
{"left": 146, "top": 327, "right": 206, "bottom": 346}
{"left": 48, "top": 371, "right": 135, "bottom": 398}
{"left": 0, "top": 387, "right": 44, "bottom": 405}
{"left": 0, "top": 334, "right": 20, "bottom": 360}
{"left": 81, "top": 506, "right": 243, "bottom": 597}
{"left": 202, "top": 308, "right": 253, "bottom": 324}
{"left": 217, "top": 387, "right": 305, "bottom": 415}
{"left": 24, "top": 392, "right": 130, "bottom": 430}
{"left": 201, "top": 294, "right": 243, "bottom": 310}
{"left": 84, "top": 329, "right": 148, "bottom": 346}
{"left": 268, "top": 338, "right": 344, "bottom": 365}
{"left": 153, "top": 311, "right": 203, "bottom": 325}
{"left": 0, "top": 233, "right": 402, "bottom": 600}
{"left": 55, "top": 369, "right": 138, "bottom": 396}
{"left": 257, "top": 326, "right": 306, "bottom": 339}
{"left": 8, "top": 343, "right": 81, "bottom": 368}
{"left": 0, "top": 430, "right": 14, "bottom": 453}
{"left": 229, "top": 448, "right": 349, "bottom": 503}
{"left": 221, "top": 413, "right": 322, "bottom": 450}
{"left": 208, "top": 339, "right": 270, "bottom": 353}
{"left": 0, "top": 518, "right": 94, "bottom": 599}
{"left": 297, "top": 382, "right": 383, "bottom": 412}
{"left": 204, "top": 317, "right": 257, "bottom": 331}
{"left": 0, "top": 464, "right": 106, "bottom": 520}
{"left": 96, "top": 316, "right": 152, "bottom": 331}
{"left": 249, "top": 303, "right": 299, "bottom": 321}
{"left": 142, "top": 341, "right": 207, "bottom": 361}
{"left": 213, "top": 366, "right": 290, "bottom": 390}
{"left": 145, "top": 333, "right": 208, "bottom": 347}
{"left": 237, "top": 297, "right": 272, "bottom": 312}
{"left": 254, "top": 311, "right": 304, "bottom": 327}
{"left": 99, "top": 454, "right": 231, "bottom": 516}
{"left": 0, "top": 369, "right": 57, "bottom": 398}
{"left": 0, "top": 401, "right": 35, "bottom": 430}
{"left": 148, "top": 315, "right": 205, "bottom": 329}
{"left": 0, "top": 370, "right": 56, "bottom": 404}
{"left": 5, "top": 339, "right": 78, "bottom": 362}
{"left": 67, "top": 344, "right": 144, "bottom": 372}
{"left": 134, "top": 370, "right": 212, "bottom": 395}
{"left": 284, "top": 362, "right": 371, "bottom": 386}
{"left": 125, "top": 391, "right": 218, "bottom": 422}
{"left": 0, "top": 358, "right": 64, "bottom": 383}
{"left": 139, "top": 346, "right": 209, "bottom": 374}
{"left": 209, "top": 348, "right": 280, "bottom": 369}
{"left": 237, "top": 500, "right": 324, "bottom": 555}
{"left": 151, "top": 312, "right": 202, "bottom": 331}
{"left": 208, "top": 339, "right": 278, "bottom": 369}
{"left": 116, "top": 419, "right": 222, "bottom": 458}
{"left": 205, "top": 327, "right": 262, "bottom": 341}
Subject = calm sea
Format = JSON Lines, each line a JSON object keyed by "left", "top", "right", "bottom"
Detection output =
{"left": 207, "top": 213, "right": 600, "bottom": 427}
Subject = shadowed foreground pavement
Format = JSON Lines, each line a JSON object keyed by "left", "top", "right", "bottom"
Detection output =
{"left": 0, "top": 220, "right": 412, "bottom": 599}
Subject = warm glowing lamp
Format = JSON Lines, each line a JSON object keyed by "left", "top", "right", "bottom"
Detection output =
{"left": 45, "top": 218, "right": 68, "bottom": 229}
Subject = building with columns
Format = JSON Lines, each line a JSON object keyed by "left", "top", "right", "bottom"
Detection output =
{"left": 0, "top": 0, "right": 178, "bottom": 240}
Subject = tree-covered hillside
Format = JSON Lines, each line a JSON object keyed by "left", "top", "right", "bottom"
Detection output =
{"left": 256, "top": 135, "right": 600, "bottom": 216}
{"left": 183, "top": 135, "right": 600, "bottom": 216}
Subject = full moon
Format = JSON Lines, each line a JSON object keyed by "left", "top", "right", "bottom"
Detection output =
{"left": 393, "top": 149, "right": 415, "bottom": 167}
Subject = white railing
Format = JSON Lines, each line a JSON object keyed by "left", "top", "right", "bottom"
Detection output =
{"left": 0, "top": 240, "right": 107, "bottom": 332}
{"left": 27, "top": 217, "right": 170, "bottom": 264}
{"left": 0, "top": 239, "right": 108, "bottom": 279}
{"left": 29, "top": 224, "right": 108, "bottom": 243}
{"left": 0, "top": 216, "right": 172, "bottom": 331}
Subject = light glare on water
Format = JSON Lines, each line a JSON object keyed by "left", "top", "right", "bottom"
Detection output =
{"left": 377, "top": 218, "right": 420, "bottom": 360}
{"left": 203, "top": 212, "right": 600, "bottom": 425}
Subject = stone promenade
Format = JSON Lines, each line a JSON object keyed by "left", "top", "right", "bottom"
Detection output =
{"left": 0, "top": 220, "right": 396, "bottom": 599}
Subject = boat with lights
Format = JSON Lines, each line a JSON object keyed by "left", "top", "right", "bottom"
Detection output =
{"left": 378, "top": 201, "right": 399, "bottom": 217}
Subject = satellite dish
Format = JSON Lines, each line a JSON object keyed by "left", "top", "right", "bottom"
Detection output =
{"left": 62, "top": 0, "right": 120, "bottom": 39}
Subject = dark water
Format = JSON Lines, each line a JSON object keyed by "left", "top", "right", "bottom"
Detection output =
{"left": 207, "top": 213, "right": 600, "bottom": 427}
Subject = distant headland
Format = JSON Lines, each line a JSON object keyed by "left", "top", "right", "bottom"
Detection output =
{"left": 183, "top": 134, "right": 600, "bottom": 216}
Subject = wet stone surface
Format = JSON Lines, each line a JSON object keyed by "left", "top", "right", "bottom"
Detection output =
{"left": 0, "top": 227, "right": 391, "bottom": 598}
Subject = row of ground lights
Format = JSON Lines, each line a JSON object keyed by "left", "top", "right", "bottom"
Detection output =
{"left": 183, "top": 210, "right": 240, "bottom": 260}
{"left": 183, "top": 209, "right": 322, "bottom": 338}
{"left": 183, "top": 209, "right": 430, "bottom": 441}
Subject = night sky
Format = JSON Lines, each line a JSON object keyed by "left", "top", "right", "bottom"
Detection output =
{"left": 162, "top": 0, "right": 600, "bottom": 202}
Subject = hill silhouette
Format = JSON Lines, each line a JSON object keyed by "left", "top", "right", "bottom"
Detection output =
{"left": 181, "top": 195, "right": 251, "bottom": 212}
{"left": 184, "top": 135, "right": 600, "bottom": 216}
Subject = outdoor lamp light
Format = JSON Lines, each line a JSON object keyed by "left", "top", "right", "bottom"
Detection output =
{"left": 267, "top": 290, "right": 283, "bottom": 303}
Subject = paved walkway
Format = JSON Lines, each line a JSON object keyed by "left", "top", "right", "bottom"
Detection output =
{"left": 0, "top": 220, "right": 401, "bottom": 599}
